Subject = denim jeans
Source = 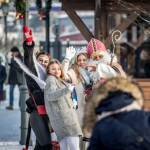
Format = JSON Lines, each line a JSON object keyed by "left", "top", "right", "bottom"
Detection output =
{"left": 9, "top": 84, "right": 21, "bottom": 106}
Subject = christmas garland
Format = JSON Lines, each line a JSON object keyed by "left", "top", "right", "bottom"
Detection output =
{"left": 36, "top": 0, "right": 52, "bottom": 16}
{"left": 14, "top": 0, "right": 25, "bottom": 19}
{"left": 14, "top": 0, "right": 25, "bottom": 13}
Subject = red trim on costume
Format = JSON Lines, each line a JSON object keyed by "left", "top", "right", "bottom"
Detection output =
{"left": 110, "top": 58, "right": 113, "bottom": 66}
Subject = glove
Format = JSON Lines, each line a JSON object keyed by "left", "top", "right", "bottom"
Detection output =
{"left": 65, "top": 46, "right": 76, "bottom": 60}
{"left": 23, "top": 26, "right": 33, "bottom": 46}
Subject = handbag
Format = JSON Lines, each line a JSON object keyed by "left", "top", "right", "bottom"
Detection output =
{"left": 16, "top": 70, "right": 23, "bottom": 84}
{"left": 112, "top": 115, "right": 150, "bottom": 150}
{"left": 27, "top": 88, "right": 47, "bottom": 115}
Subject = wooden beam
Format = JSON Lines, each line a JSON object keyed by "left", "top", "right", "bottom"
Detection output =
{"left": 95, "top": 0, "right": 101, "bottom": 40}
{"left": 60, "top": 1, "right": 150, "bottom": 11}
{"left": 135, "top": 27, "right": 150, "bottom": 49}
{"left": 65, "top": 10, "right": 94, "bottom": 42}
{"left": 103, "top": 2, "right": 150, "bottom": 12}
{"left": 104, "top": 12, "right": 141, "bottom": 48}
{"left": 60, "top": 0, "right": 93, "bottom": 2}
{"left": 62, "top": 2, "right": 95, "bottom": 10}
{"left": 100, "top": 12, "right": 107, "bottom": 43}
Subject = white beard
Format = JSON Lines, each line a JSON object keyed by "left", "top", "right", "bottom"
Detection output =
{"left": 88, "top": 50, "right": 118, "bottom": 66}
{"left": 88, "top": 50, "right": 118, "bottom": 83}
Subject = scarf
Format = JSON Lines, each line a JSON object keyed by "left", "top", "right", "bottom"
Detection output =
{"left": 79, "top": 67, "right": 93, "bottom": 90}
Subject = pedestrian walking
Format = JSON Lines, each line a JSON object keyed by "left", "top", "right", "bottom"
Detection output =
{"left": 6, "top": 47, "right": 23, "bottom": 110}
{"left": 0, "top": 58, "right": 7, "bottom": 101}
{"left": 83, "top": 77, "right": 150, "bottom": 150}
{"left": 44, "top": 59, "right": 83, "bottom": 150}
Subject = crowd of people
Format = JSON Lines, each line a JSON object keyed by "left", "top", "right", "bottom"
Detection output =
{"left": 5, "top": 25, "right": 150, "bottom": 150}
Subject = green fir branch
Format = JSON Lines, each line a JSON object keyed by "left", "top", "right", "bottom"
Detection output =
{"left": 36, "top": 0, "right": 42, "bottom": 13}
{"left": 44, "top": 0, "right": 52, "bottom": 15}
{"left": 14, "top": 0, "right": 25, "bottom": 13}
{"left": 36, "top": 0, "right": 52, "bottom": 16}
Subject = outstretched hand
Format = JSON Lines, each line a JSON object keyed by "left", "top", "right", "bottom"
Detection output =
{"left": 65, "top": 46, "right": 76, "bottom": 60}
{"left": 71, "top": 83, "right": 77, "bottom": 86}
{"left": 86, "top": 64, "right": 97, "bottom": 72}
{"left": 23, "top": 26, "right": 33, "bottom": 46}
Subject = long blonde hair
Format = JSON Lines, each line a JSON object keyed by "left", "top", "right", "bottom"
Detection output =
{"left": 46, "top": 59, "right": 66, "bottom": 86}
{"left": 70, "top": 53, "right": 88, "bottom": 83}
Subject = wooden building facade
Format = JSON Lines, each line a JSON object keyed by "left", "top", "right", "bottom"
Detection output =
{"left": 59, "top": 0, "right": 150, "bottom": 110}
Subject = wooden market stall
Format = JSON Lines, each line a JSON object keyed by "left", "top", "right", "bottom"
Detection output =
{"left": 59, "top": 0, "right": 150, "bottom": 110}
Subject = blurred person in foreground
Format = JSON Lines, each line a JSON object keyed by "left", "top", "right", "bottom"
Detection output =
{"left": 0, "top": 58, "right": 7, "bottom": 101}
{"left": 6, "top": 47, "right": 23, "bottom": 110}
{"left": 83, "top": 77, "right": 150, "bottom": 150}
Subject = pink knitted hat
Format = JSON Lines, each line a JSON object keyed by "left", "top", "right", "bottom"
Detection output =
{"left": 87, "top": 38, "right": 106, "bottom": 58}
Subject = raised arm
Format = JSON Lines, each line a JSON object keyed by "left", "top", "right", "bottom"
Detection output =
{"left": 62, "top": 46, "right": 76, "bottom": 82}
{"left": 44, "top": 76, "right": 74, "bottom": 102}
{"left": 23, "top": 26, "right": 37, "bottom": 75}
{"left": 23, "top": 26, "right": 41, "bottom": 92}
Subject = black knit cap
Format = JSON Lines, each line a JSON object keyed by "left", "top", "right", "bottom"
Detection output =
{"left": 11, "top": 47, "right": 19, "bottom": 52}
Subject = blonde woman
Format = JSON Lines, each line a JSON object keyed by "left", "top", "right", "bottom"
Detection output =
{"left": 44, "top": 59, "right": 82, "bottom": 150}
{"left": 62, "top": 47, "right": 92, "bottom": 127}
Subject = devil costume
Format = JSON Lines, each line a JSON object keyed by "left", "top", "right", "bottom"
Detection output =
{"left": 18, "top": 41, "right": 52, "bottom": 150}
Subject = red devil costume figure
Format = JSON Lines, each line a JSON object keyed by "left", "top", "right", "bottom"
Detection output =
{"left": 16, "top": 26, "right": 53, "bottom": 150}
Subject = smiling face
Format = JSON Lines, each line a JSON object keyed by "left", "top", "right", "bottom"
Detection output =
{"left": 77, "top": 54, "right": 88, "bottom": 69}
{"left": 37, "top": 54, "right": 49, "bottom": 68}
{"left": 48, "top": 63, "right": 62, "bottom": 78}
{"left": 93, "top": 54, "right": 103, "bottom": 61}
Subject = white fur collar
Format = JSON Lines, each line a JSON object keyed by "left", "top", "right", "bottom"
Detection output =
{"left": 98, "top": 101, "right": 141, "bottom": 121}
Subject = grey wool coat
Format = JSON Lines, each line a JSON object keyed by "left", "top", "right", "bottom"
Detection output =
{"left": 44, "top": 75, "right": 83, "bottom": 142}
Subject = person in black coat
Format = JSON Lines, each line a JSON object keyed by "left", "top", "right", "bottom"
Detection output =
{"left": 6, "top": 47, "right": 23, "bottom": 109}
{"left": 83, "top": 77, "right": 150, "bottom": 150}
{"left": 22, "top": 26, "right": 52, "bottom": 150}
{"left": 0, "top": 59, "right": 6, "bottom": 101}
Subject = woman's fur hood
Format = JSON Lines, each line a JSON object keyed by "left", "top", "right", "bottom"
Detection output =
{"left": 83, "top": 77, "right": 144, "bottom": 137}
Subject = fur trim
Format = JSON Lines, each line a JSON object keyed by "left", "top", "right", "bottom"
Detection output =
{"left": 100, "top": 101, "right": 141, "bottom": 120}
{"left": 83, "top": 77, "right": 144, "bottom": 137}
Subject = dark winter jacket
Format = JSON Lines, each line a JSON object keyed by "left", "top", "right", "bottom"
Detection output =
{"left": 8, "top": 53, "right": 23, "bottom": 85}
{"left": 0, "top": 65, "right": 6, "bottom": 91}
{"left": 23, "top": 41, "right": 45, "bottom": 113}
{"left": 83, "top": 77, "right": 150, "bottom": 150}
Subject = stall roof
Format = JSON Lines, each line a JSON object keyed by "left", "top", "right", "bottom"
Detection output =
{"left": 59, "top": 0, "right": 150, "bottom": 12}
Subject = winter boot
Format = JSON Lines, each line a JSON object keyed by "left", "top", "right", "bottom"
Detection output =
{"left": 6, "top": 105, "right": 13, "bottom": 110}
{"left": 41, "top": 144, "right": 53, "bottom": 150}
{"left": 34, "top": 145, "right": 41, "bottom": 150}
